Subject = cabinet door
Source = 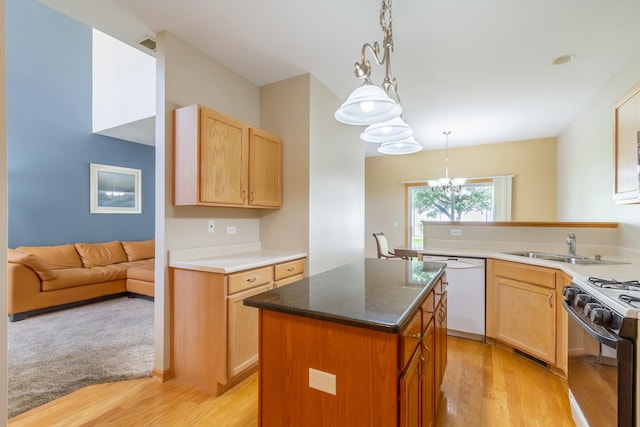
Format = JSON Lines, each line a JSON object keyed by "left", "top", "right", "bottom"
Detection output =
{"left": 422, "top": 318, "right": 436, "bottom": 427}
{"left": 248, "top": 128, "right": 281, "bottom": 207}
{"left": 399, "top": 349, "right": 421, "bottom": 427}
{"left": 200, "top": 108, "right": 248, "bottom": 205}
{"left": 435, "top": 293, "right": 447, "bottom": 407}
{"left": 496, "top": 277, "right": 556, "bottom": 364}
{"left": 227, "top": 283, "right": 271, "bottom": 378}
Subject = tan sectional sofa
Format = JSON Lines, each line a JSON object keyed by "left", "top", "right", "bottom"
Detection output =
{"left": 8, "top": 239, "right": 154, "bottom": 321}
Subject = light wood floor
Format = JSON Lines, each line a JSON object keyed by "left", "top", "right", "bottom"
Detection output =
{"left": 8, "top": 337, "right": 575, "bottom": 426}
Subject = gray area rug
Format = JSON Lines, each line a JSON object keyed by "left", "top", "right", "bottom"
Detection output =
{"left": 7, "top": 297, "right": 154, "bottom": 418}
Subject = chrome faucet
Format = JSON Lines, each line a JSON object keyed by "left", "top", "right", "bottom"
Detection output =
{"left": 566, "top": 233, "right": 576, "bottom": 256}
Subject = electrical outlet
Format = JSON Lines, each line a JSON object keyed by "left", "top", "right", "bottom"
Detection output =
{"left": 227, "top": 226, "right": 237, "bottom": 235}
{"left": 309, "top": 368, "right": 336, "bottom": 395}
{"left": 450, "top": 228, "right": 462, "bottom": 236}
{"left": 207, "top": 220, "right": 215, "bottom": 233}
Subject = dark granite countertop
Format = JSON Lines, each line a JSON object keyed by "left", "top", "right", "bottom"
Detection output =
{"left": 243, "top": 258, "right": 446, "bottom": 334}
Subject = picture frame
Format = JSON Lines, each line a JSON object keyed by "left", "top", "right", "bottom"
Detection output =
{"left": 90, "top": 163, "right": 142, "bottom": 214}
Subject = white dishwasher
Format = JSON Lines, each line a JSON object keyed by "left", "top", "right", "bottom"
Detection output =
{"left": 424, "top": 255, "right": 486, "bottom": 341}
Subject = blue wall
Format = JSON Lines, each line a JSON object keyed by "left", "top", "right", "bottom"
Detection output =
{"left": 6, "top": 0, "right": 155, "bottom": 247}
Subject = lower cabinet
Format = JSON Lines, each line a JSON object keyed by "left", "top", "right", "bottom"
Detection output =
{"left": 170, "top": 257, "right": 306, "bottom": 395}
{"left": 487, "top": 259, "right": 566, "bottom": 371}
{"left": 399, "top": 349, "right": 422, "bottom": 427}
{"left": 399, "top": 274, "right": 446, "bottom": 427}
{"left": 256, "top": 271, "right": 447, "bottom": 426}
{"left": 422, "top": 318, "right": 436, "bottom": 427}
{"left": 227, "top": 283, "right": 271, "bottom": 377}
{"left": 435, "top": 288, "right": 448, "bottom": 409}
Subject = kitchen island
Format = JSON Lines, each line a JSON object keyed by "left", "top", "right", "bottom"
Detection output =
{"left": 244, "top": 258, "right": 447, "bottom": 427}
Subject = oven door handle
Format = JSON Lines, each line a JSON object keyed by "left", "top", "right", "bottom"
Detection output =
{"left": 563, "top": 301, "right": 620, "bottom": 348}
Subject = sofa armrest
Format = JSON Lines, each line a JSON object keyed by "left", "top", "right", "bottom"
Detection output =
{"left": 7, "top": 262, "right": 45, "bottom": 314}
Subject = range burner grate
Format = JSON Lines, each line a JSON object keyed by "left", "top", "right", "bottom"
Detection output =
{"left": 588, "top": 276, "right": 640, "bottom": 290}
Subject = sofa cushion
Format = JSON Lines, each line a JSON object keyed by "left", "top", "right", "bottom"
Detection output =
{"left": 41, "top": 266, "right": 127, "bottom": 292}
{"left": 16, "top": 244, "right": 83, "bottom": 269}
{"left": 127, "top": 262, "right": 155, "bottom": 282}
{"left": 75, "top": 241, "right": 128, "bottom": 268}
{"left": 121, "top": 239, "right": 155, "bottom": 262}
{"left": 8, "top": 248, "right": 56, "bottom": 281}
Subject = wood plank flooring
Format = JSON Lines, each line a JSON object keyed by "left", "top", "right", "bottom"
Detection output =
{"left": 8, "top": 337, "right": 575, "bottom": 426}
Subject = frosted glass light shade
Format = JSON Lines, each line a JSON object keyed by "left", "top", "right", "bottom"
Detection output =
{"left": 360, "top": 116, "right": 413, "bottom": 143}
{"left": 377, "top": 137, "right": 423, "bottom": 155}
{"left": 335, "top": 84, "right": 402, "bottom": 125}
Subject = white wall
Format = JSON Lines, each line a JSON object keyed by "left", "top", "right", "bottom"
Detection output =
{"left": 92, "top": 29, "right": 155, "bottom": 145}
{"left": 259, "top": 74, "right": 311, "bottom": 256}
{"left": 155, "top": 31, "right": 262, "bottom": 373}
{"left": 557, "top": 48, "right": 640, "bottom": 250}
{"left": 308, "top": 76, "right": 364, "bottom": 275}
{"left": 261, "top": 74, "right": 364, "bottom": 276}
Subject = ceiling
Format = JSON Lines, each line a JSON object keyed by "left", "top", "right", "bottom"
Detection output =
{"left": 42, "top": 0, "right": 640, "bottom": 156}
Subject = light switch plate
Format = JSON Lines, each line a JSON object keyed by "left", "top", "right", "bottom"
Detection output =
{"left": 450, "top": 228, "right": 462, "bottom": 236}
{"left": 227, "top": 226, "right": 237, "bottom": 235}
{"left": 207, "top": 220, "right": 215, "bottom": 233}
{"left": 309, "top": 368, "right": 336, "bottom": 395}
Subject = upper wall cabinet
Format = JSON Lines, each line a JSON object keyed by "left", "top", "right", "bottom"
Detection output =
{"left": 173, "top": 105, "right": 282, "bottom": 208}
{"left": 614, "top": 82, "right": 640, "bottom": 204}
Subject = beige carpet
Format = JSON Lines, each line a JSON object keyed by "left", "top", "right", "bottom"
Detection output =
{"left": 7, "top": 297, "right": 154, "bottom": 419}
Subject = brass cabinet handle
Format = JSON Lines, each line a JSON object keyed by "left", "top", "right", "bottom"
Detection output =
{"left": 410, "top": 332, "right": 422, "bottom": 341}
{"left": 548, "top": 293, "right": 553, "bottom": 308}
{"left": 250, "top": 189, "right": 255, "bottom": 202}
{"left": 242, "top": 188, "right": 247, "bottom": 201}
{"left": 422, "top": 342, "right": 431, "bottom": 365}
{"left": 287, "top": 267, "right": 295, "bottom": 272}
{"left": 246, "top": 277, "right": 257, "bottom": 283}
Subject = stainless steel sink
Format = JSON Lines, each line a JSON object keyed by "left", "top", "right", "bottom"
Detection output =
{"left": 504, "top": 251, "right": 627, "bottom": 265}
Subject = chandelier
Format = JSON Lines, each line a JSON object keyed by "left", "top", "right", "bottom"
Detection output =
{"left": 428, "top": 131, "right": 466, "bottom": 192}
{"left": 334, "top": 0, "right": 422, "bottom": 155}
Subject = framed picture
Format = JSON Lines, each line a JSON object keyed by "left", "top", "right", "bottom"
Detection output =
{"left": 90, "top": 163, "right": 141, "bottom": 214}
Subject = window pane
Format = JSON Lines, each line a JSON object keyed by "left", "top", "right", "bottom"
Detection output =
{"left": 408, "top": 183, "right": 494, "bottom": 244}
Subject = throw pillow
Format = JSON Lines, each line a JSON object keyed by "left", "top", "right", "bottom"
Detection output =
{"left": 8, "top": 248, "right": 56, "bottom": 281}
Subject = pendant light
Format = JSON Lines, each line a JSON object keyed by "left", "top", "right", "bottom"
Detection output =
{"left": 428, "top": 131, "right": 466, "bottom": 191}
{"left": 377, "top": 137, "right": 423, "bottom": 155}
{"left": 335, "top": 0, "right": 421, "bottom": 155}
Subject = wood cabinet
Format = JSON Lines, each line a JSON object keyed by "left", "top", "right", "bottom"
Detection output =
{"left": 421, "top": 318, "right": 436, "bottom": 427}
{"left": 487, "top": 259, "right": 563, "bottom": 368}
{"left": 274, "top": 258, "right": 305, "bottom": 288}
{"left": 257, "top": 271, "right": 446, "bottom": 427}
{"left": 173, "top": 104, "right": 282, "bottom": 208}
{"left": 399, "top": 275, "right": 446, "bottom": 427}
{"left": 400, "top": 310, "right": 423, "bottom": 427}
{"left": 170, "top": 257, "right": 305, "bottom": 395}
{"left": 614, "top": 80, "right": 640, "bottom": 204}
{"left": 227, "top": 283, "right": 271, "bottom": 377}
{"left": 434, "top": 287, "right": 447, "bottom": 409}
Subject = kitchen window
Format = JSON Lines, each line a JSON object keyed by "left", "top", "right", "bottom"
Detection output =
{"left": 406, "top": 176, "right": 512, "bottom": 246}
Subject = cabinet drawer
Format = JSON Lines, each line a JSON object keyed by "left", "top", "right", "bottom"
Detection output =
{"left": 228, "top": 266, "right": 273, "bottom": 294}
{"left": 400, "top": 310, "right": 422, "bottom": 369}
{"left": 422, "top": 290, "right": 435, "bottom": 329}
{"left": 494, "top": 260, "right": 556, "bottom": 289}
{"left": 274, "top": 273, "right": 304, "bottom": 288}
{"left": 274, "top": 258, "right": 305, "bottom": 281}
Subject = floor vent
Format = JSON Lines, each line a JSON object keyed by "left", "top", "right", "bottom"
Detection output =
{"left": 513, "top": 349, "right": 548, "bottom": 368}
{"left": 139, "top": 37, "right": 157, "bottom": 52}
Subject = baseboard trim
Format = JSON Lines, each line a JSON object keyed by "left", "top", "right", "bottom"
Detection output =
{"left": 152, "top": 368, "right": 172, "bottom": 382}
